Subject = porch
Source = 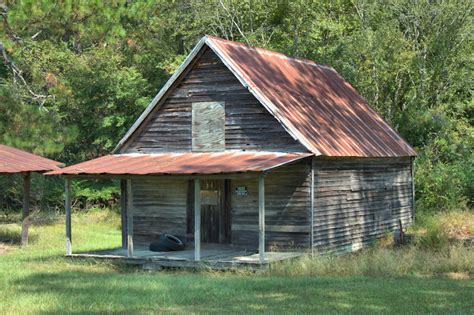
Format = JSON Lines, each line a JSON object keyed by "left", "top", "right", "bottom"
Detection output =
{"left": 70, "top": 243, "right": 303, "bottom": 270}
{"left": 45, "top": 152, "right": 313, "bottom": 270}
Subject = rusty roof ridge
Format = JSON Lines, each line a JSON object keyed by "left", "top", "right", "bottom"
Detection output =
{"left": 206, "top": 35, "right": 335, "bottom": 71}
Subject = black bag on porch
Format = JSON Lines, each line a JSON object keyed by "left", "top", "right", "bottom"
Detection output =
{"left": 149, "top": 233, "right": 185, "bottom": 252}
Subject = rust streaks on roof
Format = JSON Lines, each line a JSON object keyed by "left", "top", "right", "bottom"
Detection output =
{"left": 45, "top": 152, "right": 312, "bottom": 176}
{"left": 0, "top": 144, "right": 63, "bottom": 174}
{"left": 206, "top": 35, "right": 416, "bottom": 157}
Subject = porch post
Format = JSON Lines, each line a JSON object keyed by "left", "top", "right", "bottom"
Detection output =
{"left": 21, "top": 172, "right": 31, "bottom": 246}
{"left": 194, "top": 178, "right": 201, "bottom": 261}
{"left": 411, "top": 156, "right": 416, "bottom": 224}
{"left": 310, "top": 158, "right": 315, "bottom": 257}
{"left": 259, "top": 174, "right": 265, "bottom": 263}
{"left": 126, "top": 179, "right": 134, "bottom": 257}
{"left": 120, "top": 179, "right": 128, "bottom": 249}
{"left": 65, "top": 178, "right": 72, "bottom": 255}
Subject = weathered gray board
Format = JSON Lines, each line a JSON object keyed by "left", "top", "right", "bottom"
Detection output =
{"left": 121, "top": 48, "right": 306, "bottom": 153}
{"left": 231, "top": 160, "right": 311, "bottom": 250}
{"left": 70, "top": 245, "right": 303, "bottom": 270}
{"left": 132, "top": 178, "right": 188, "bottom": 246}
{"left": 312, "top": 157, "right": 414, "bottom": 253}
{"left": 192, "top": 102, "right": 225, "bottom": 152}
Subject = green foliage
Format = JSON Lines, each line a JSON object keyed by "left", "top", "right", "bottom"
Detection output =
{"left": 417, "top": 215, "right": 450, "bottom": 250}
{"left": 72, "top": 180, "right": 120, "bottom": 211}
{"left": 0, "top": 0, "right": 472, "bottom": 212}
{"left": 0, "top": 173, "right": 64, "bottom": 212}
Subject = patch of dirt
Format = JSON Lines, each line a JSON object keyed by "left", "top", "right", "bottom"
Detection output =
{"left": 442, "top": 213, "right": 474, "bottom": 239}
{"left": 445, "top": 272, "right": 471, "bottom": 280}
{"left": 0, "top": 243, "right": 15, "bottom": 255}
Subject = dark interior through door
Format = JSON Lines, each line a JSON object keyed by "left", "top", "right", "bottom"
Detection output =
{"left": 187, "top": 179, "right": 231, "bottom": 243}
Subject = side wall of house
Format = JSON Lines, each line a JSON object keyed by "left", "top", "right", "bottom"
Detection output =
{"left": 122, "top": 47, "right": 306, "bottom": 153}
{"left": 131, "top": 177, "right": 187, "bottom": 246}
{"left": 312, "top": 157, "right": 414, "bottom": 253}
{"left": 232, "top": 160, "right": 311, "bottom": 249}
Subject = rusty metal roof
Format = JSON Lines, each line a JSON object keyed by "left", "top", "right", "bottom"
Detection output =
{"left": 206, "top": 36, "right": 416, "bottom": 157}
{"left": 0, "top": 144, "right": 63, "bottom": 174}
{"left": 115, "top": 35, "right": 415, "bottom": 157}
{"left": 45, "top": 152, "right": 311, "bottom": 176}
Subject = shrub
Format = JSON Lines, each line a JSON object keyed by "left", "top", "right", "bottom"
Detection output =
{"left": 415, "top": 154, "right": 472, "bottom": 213}
{"left": 416, "top": 215, "right": 450, "bottom": 249}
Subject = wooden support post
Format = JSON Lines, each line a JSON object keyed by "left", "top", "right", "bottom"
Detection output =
{"left": 65, "top": 178, "right": 72, "bottom": 255}
{"left": 310, "top": 158, "right": 315, "bottom": 257}
{"left": 411, "top": 157, "right": 416, "bottom": 224}
{"left": 120, "top": 179, "right": 128, "bottom": 249}
{"left": 21, "top": 172, "right": 31, "bottom": 246}
{"left": 194, "top": 178, "right": 201, "bottom": 261}
{"left": 126, "top": 179, "right": 134, "bottom": 257}
{"left": 258, "top": 174, "right": 265, "bottom": 263}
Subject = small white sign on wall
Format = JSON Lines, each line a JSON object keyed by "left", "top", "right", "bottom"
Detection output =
{"left": 235, "top": 186, "right": 248, "bottom": 196}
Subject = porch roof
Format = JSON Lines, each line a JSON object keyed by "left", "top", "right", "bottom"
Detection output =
{"left": 45, "top": 152, "right": 312, "bottom": 176}
{"left": 0, "top": 144, "right": 63, "bottom": 174}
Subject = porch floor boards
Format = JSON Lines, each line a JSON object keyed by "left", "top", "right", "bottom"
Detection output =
{"left": 68, "top": 244, "right": 303, "bottom": 270}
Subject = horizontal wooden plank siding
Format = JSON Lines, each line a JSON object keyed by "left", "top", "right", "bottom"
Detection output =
{"left": 124, "top": 48, "right": 306, "bottom": 153}
{"left": 131, "top": 178, "right": 187, "bottom": 246}
{"left": 231, "top": 161, "right": 311, "bottom": 249}
{"left": 312, "top": 157, "right": 414, "bottom": 253}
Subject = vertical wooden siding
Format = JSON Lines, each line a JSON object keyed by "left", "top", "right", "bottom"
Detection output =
{"left": 131, "top": 178, "right": 187, "bottom": 246}
{"left": 231, "top": 161, "right": 311, "bottom": 249}
{"left": 192, "top": 102, "right": 225, "bottom": 151}
{"left": 123, "top": 48, "right": 306, "bottom": 153}
{"left": 312, "top": 157, "right": 414, "bottom": 253}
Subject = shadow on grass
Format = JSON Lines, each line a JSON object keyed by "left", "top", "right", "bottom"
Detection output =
{"left": 0, "top": 211, "right": 61, "bottom": 226}
{"left": 0, "top": 227, "right": 38, "bottom": 245}
{"left": 10, "top": 270, "right": 474, "bottom": 314}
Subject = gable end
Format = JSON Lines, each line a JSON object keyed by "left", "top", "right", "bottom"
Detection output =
{"left": 119, "top": 46, "right": 307, "bottom": 153}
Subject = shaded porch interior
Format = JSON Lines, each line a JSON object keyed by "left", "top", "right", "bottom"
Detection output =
{"left": 65, "top": 173, "right": 292, "bottom": 267}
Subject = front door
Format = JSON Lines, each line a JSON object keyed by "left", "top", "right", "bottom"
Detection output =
{"left": 186, "top": 179, "right": 231, "bottom": 243}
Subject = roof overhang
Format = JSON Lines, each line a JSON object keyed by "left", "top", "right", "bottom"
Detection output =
{"left": 45, "top": 152, "right": 312, "bottom": 176}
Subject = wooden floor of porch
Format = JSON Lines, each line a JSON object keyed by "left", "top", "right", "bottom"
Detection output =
{"left": 69, "top": 244, "right": 303, "bottom": 270}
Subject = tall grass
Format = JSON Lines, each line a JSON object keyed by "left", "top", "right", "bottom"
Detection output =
{"left": 269, "top": 211, "right": 473, "bottom": 278}
{"left": 268, "top": 244, "right": 472, "bottom": 278}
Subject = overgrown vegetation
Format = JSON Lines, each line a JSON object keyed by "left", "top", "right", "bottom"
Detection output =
{"left": 0, "top": 210, "right": 472, "bottom": 313}
{"left": 270, "top": 211, "right": 473, "bottom": 278}
{"left": 0, "top": 0, "right": 472, "bottom": 213}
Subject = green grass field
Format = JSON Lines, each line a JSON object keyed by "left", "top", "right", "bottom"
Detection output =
{"left": 0, "top": 210, "right": 472, "bottom": 314}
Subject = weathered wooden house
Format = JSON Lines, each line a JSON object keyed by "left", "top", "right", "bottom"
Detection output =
{"left": 47, "top": 36, "right": 416, "bottom": 269}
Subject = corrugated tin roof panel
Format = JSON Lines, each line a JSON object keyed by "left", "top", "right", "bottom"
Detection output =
{"left": 0, "top": 144, "right": 63, "bottom": 173}
{"left": 206, "top": 36, "right": 416, "bottom": 157}
{"left": 45, "top": 152, "right": 312, "bottom": 176}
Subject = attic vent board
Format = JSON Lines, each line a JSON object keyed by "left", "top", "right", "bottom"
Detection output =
{"left": 192, "top": 102, "right": 225, "bottom": 152}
